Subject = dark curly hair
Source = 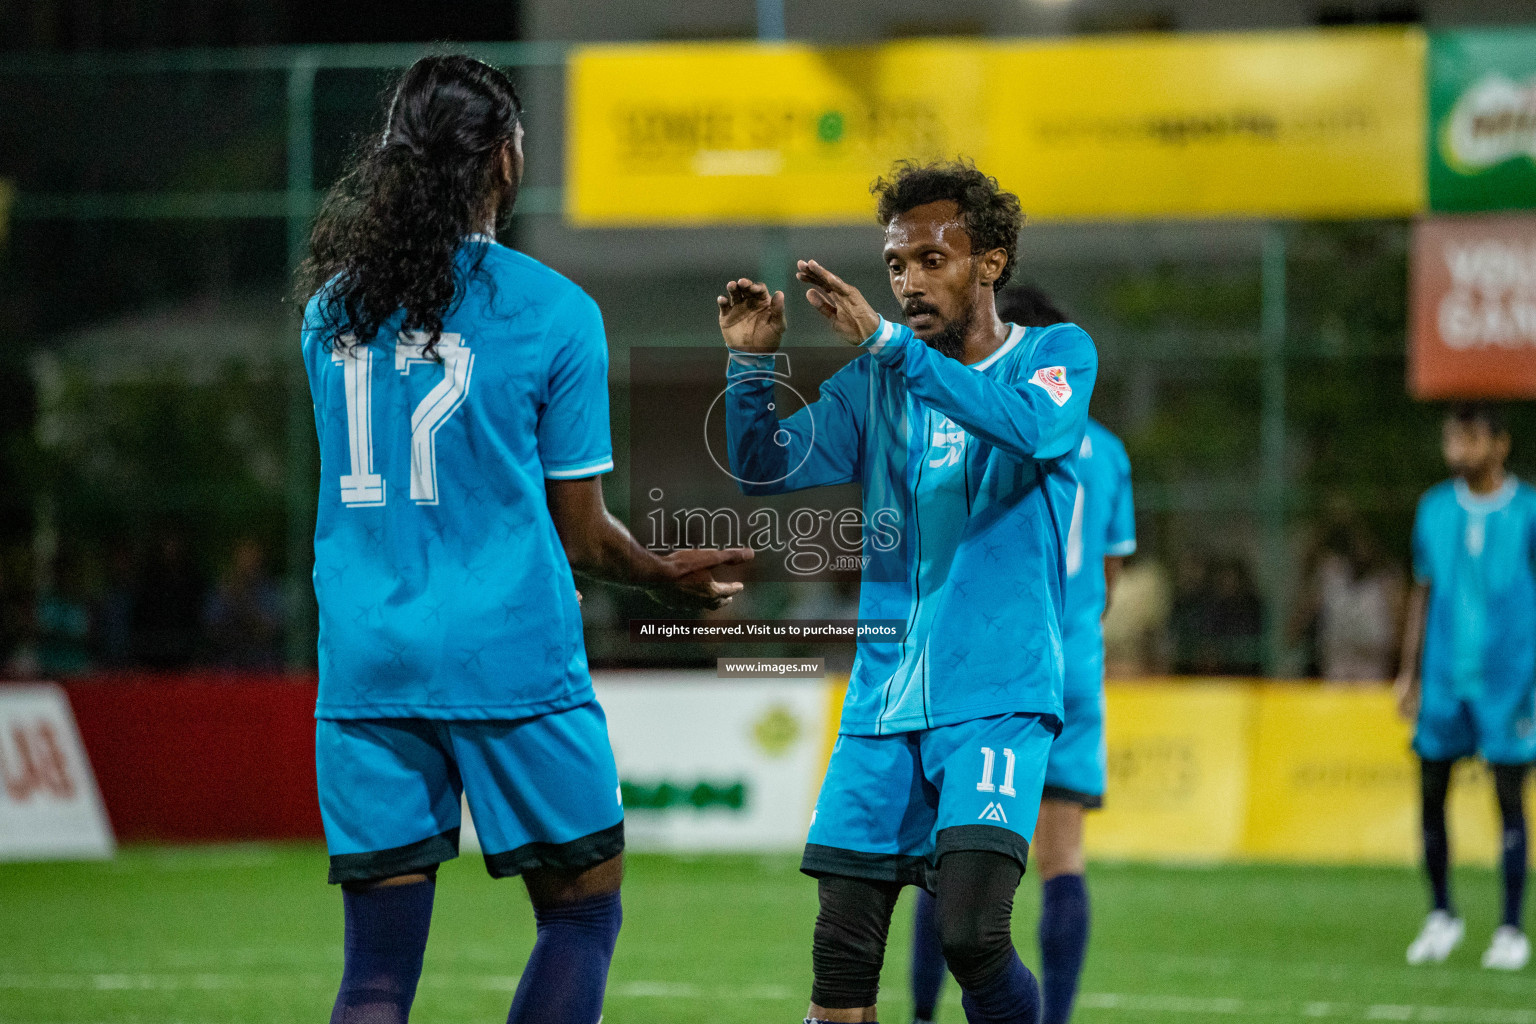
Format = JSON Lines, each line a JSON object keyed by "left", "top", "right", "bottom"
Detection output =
{"left": 871, "top": 159, "right": 1024, "bottom": 292}
{"left": 297, "top": 55, "right": 522, "bottom": 357}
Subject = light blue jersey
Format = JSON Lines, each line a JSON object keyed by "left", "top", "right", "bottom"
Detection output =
{"left": 1044, "top": 418, "right": 1134, "bottom": 804}
{"left": 1062, "top": 419, "right": 1136, "bottom": 662}
{"left": 726, "top": 317, "right": 1097, "bottom": 735}
{"left": 303, "top": 237, "right": 613, "bottom": 720}
{"left": 1411, "top": 477, "right": 1536, "bottom": 763}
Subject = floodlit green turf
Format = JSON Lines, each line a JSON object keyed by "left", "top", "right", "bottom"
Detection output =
{"left": 2, "top": 845, "right": 1534, "bottom": 1023}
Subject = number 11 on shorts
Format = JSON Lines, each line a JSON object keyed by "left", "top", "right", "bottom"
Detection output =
{"left": 976, "top": 747, "right": 1016, "bottom": 798}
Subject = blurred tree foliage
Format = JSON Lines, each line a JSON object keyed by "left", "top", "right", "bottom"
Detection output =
{"left": 1093, "top": 221, "right": 1536, "bottom": 567}
{"left": 33, "top": 354, "right": 288, "bottom": 581}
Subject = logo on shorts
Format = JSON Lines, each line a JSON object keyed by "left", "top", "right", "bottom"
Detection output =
{"left": 1029, "top": 366, "right": 1072, "bottom": 407}
{"left": 977, "top": 802, "right": 1009, "bottom": 823}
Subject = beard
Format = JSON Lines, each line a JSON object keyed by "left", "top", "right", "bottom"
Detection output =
{"left": 905, "top": 267, "right": 981, "bottom": 361}
{"left": 919, "top": 298, "right": 976, "bottom": 361}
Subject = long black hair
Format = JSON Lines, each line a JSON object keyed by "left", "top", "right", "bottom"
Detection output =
{"left": 298, "top": 55, "right": 522, "bottom": 357}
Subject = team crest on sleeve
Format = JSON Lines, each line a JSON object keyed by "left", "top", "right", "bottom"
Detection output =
{"left": 1030, "top": 366, "right": 1072, "bottom": 407}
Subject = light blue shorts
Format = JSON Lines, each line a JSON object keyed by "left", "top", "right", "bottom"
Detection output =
{"left": 1414, "top": 683, "right": 1536, "bottom": 766}
{"left": 802, "top": 712, "right": 1056, "bottom": 889}
{"left": 316, "top": 700, "right": 624, "bottom": 884}
{"left": 1044, "top": 644, "right": 1107, "bottom": 807}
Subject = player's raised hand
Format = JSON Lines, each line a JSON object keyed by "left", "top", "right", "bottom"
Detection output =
{"left": 796, "top": 260, "right": 881, "bottom": 346}
{"left": 647, "top": 546, "right": 755, "bottom": 611}
{"left": 718, "top": 278, "right": 785, "bottom": 354}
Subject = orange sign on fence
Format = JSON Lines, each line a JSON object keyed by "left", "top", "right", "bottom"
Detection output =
{"left": 1410, "top": 214, "right": 1536, "bottom": 399}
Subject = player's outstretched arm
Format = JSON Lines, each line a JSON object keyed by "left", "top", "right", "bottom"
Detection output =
{"left": 547, "top": 475, "right": 753, "bottom": 611}
{"left": 797, "top": 258, "right": 1095, "bottom": 462}
{"left": 717, "top": 277, "right": 863, "bottom": 495}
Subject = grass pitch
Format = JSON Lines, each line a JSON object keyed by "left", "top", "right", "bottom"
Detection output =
{"left": 2, "top": 845, "right": 1534, "bottom": 1023}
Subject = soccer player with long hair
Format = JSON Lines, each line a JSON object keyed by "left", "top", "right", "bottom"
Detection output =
{"left": 717, "top": 160, "right": 1097, "bottom": 1024}
{"left": 298, "top": 55, "right": 750, "bottom": 1024}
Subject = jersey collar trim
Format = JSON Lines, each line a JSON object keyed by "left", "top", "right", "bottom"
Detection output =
{"left": 970, "top": 323, "right": 1026, "bottom": 372}
{"left": 1454, "top": 475, "right": 1518, "bottom": 513}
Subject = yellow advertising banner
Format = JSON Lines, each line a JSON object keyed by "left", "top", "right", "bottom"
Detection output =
{"left": 1244, "top": 685, "right": 1520, "bottom": 865}
{"left": 1242, "top": 685, "right": 1420, "bottom": 863}
{"left": 818, "top": 678, "right": 1526, "bottom": 865}
{"left": 1086, "top": 681, "right": 1254, "bottom": 861}
{"left": 566, "top": 40, "right": 989, "bottom": 226}
{"left": 1086, "top": 681, "right": 1527, "bottom": 865}
{"left": 988, "top": 29, "right": 1426, "bottom": 221}
{"left": 566, "top": 29, "right": 1426, "bottom": 226}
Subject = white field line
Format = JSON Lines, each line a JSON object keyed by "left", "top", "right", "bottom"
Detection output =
{"left": 1077, "top": 993, "right": 1536, "bottom": 1022}
{"left": 2, "top": 974, "right": 1534, "bottom": 1022}
{"left": 0, "top": 974, "right": 796, "bottom": 1001}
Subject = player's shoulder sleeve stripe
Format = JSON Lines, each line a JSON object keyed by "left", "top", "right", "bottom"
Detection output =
{"left": 544, "top": 456, "right": 616, "bottom": 479}
{"left": 1106, "top": 539, "right": 1138, "bottom": 556}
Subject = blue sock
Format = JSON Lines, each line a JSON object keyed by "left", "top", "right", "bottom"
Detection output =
{"left": 958, "top": 951, "right": 1041, "bottom": 1024}
{"left": 331, "top": 879, "right": 435, "bottom": 1024}
{"left": 911, "top": 888, "right": 948, "bottom": 1021}
{"left": 507, "top": 890, "right": 622, "bottom": 1024}
{"left": 1038, "top": 875, "right": 1089, "bottom": 1024}
{"left": 1502, "top": 815, "right": 1528, "bottom": 929}
{"left": 1421, "top": 758, "right": 1454, "bottom": 914}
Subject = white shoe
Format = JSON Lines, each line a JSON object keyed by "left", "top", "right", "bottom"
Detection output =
{"left": 1407, "top": 910, "right": 1465, "bottom": 964}
{"left": 1482, "top": 926, "right": 1531, "bottom": 970}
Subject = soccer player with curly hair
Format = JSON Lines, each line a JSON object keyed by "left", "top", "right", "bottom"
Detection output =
{"left": 717, "top": 160, "right": 1098, "bottom": 1024}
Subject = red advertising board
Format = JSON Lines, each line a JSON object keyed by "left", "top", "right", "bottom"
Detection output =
{"left": 1410, "top": 214, "right": 1536, "bottom": 399}
{"left": 64, "top": 673, "right": 322, "bottom": 842}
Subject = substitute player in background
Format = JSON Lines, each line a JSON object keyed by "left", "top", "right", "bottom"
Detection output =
{"left": 1396, "top": 404, "right": 1534, "bottom": 971}
{"left": 299, "top": 56, "right": 749, "bottom": 1024}
{"left": 908, "top": 286, "right": 1134, "bottom": 1024}
{"left": 718, "top": 161, "right": 1097, "bottom": 1024}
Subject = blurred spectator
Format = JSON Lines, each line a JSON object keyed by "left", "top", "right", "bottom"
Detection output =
{"left": 130, "top": 531, "right": 206, "bottom": 669}
{"left": 95, "top": 544, "right": 137, "bottom": 667}
{"left": 1102, "top": 558, "right": 1173, "bottom": 677}
{"left": 203, "top": 537, "right": 285, "bottom": 669}
{"left": 0, "top": 544, "right": 34, "bottom": 678}
{"left": 1172, "top": 552, "right": 1265, "bottom": 676}
{"left": 35, "top": 548, "right": 94, "bottom": 678}
{"left": 1290, "top": 507, "right": 1404, "bottom": 682}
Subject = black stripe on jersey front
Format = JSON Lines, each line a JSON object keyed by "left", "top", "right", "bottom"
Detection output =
{"left": 327, "top": 828, "right": 461, "bottom": 885}
{"left": 482, "top": 820, "right": 625, "bottom": 879}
